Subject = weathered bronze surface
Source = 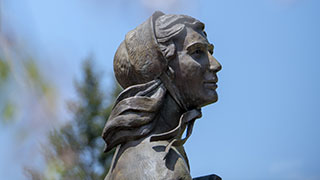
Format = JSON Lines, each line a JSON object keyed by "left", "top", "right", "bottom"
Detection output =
{"left": 102, "top": 11, "right": 221, "bottom": 180}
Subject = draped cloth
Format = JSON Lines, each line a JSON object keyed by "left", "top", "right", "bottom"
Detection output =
{"left": 102, "top": 79, "right": 165, "bottom": 152}
{"left": 102, "top": 79, "right": 202, "bottom": 156}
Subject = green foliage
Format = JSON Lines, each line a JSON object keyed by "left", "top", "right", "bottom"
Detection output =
{"left": 25, "top": 60, "right": 51, "bottom": 95}
{"left": 0, "top": 59, "right": 14, "bottom": 123}
{"left": 27, "top": 57, "right": 121, "bottom": 180}
{"left": 2, "top": 101, "right": 15, "bottom": 123}
{"left": 0, "top": 59, "right": 10, "bottom": 84}
{"left": 0, "top": 59, "right": 16, "bottom": 124}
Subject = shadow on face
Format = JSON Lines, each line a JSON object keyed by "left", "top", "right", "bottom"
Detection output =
{"left": 170, "top": 26, "right": 222, "bottom": 109}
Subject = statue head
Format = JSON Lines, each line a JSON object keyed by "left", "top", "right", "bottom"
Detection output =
{"left": 103, "top": 11, "right": 221, "bottom": 152}
{"left": 114, "top": 11, "right": 221, "bottom": 109}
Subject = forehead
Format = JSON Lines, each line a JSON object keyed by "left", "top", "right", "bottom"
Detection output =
{"left": 183, "top": 27, "right": 209, "bottom": 49}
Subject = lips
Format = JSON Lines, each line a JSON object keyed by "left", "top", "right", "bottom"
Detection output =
{"left": 203, "top": 79, "right": 218, "bottom": 89}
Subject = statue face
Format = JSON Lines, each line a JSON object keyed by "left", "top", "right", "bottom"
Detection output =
{"left": 171, "top": 27, "right": 222, "bottom": 108}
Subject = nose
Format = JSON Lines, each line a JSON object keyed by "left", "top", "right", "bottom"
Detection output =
{"left": 208, "top": 54, "right": 222, "bottom": 73}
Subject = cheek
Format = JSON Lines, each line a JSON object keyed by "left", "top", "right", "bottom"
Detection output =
{"left": 178, "top": 56, "right": 203, "bottom": 81}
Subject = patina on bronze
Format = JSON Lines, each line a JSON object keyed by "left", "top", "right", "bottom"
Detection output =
{"left": 102, "top": 11, "right": 222, "bottom": 180}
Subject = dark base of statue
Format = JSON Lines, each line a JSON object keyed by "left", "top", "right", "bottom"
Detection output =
{"left": 193, "top": 174, "right": 222, "bottom": 180}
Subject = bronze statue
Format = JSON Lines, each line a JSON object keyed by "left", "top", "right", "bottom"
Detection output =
{"left": 102, "top": 11, "right": 221, "bottom": 180}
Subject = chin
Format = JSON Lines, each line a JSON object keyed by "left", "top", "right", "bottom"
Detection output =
{"left": 198, "top": 91, "right": 218, "bottom": 107}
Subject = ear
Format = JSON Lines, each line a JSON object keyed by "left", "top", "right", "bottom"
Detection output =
{"left": 159, "top": 40, "right": 175, "bottom": 60}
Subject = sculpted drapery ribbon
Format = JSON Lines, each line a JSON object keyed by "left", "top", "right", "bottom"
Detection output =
{"left": 102, "top": 80, "right": 165, "bottom": 152}
{"left": 102, "top": 78, "right": 202, "bottom": 156}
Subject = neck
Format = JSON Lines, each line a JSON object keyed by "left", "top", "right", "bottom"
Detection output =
{"left": 153, "top": 92, "right": 186, "bottom": 136}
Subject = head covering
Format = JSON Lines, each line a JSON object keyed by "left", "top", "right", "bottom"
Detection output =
{"left": 113, "top": 11, "right": 166, "bottom": 89}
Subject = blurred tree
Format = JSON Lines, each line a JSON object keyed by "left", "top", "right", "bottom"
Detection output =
{"left": 0, "top": 58, "right": 14, "bottom": 124}
{"left": 26, "top": 57, "right": 121, "bottom": 180}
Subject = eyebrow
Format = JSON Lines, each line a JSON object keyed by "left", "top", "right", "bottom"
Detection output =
{"left": 186, "top": 41, "right": 214, "bottom": 54}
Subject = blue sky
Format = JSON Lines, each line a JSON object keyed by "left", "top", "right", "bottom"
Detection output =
{"left": 1, "top": 0, "right": 320, "bottom": 179}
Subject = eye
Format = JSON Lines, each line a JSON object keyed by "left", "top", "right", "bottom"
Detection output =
{"left": 191, "top": 49, "right": 204, "bottom": 58}
{"left": 190, "top": 49, "right": 205, "bottom": 60}
{"left": 194, "top": 49, "right": 202, "bottom": 55}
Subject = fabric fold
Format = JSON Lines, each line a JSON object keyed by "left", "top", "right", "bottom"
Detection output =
{"left": 102, "top": 80, "right": 166, "bottom": 152}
